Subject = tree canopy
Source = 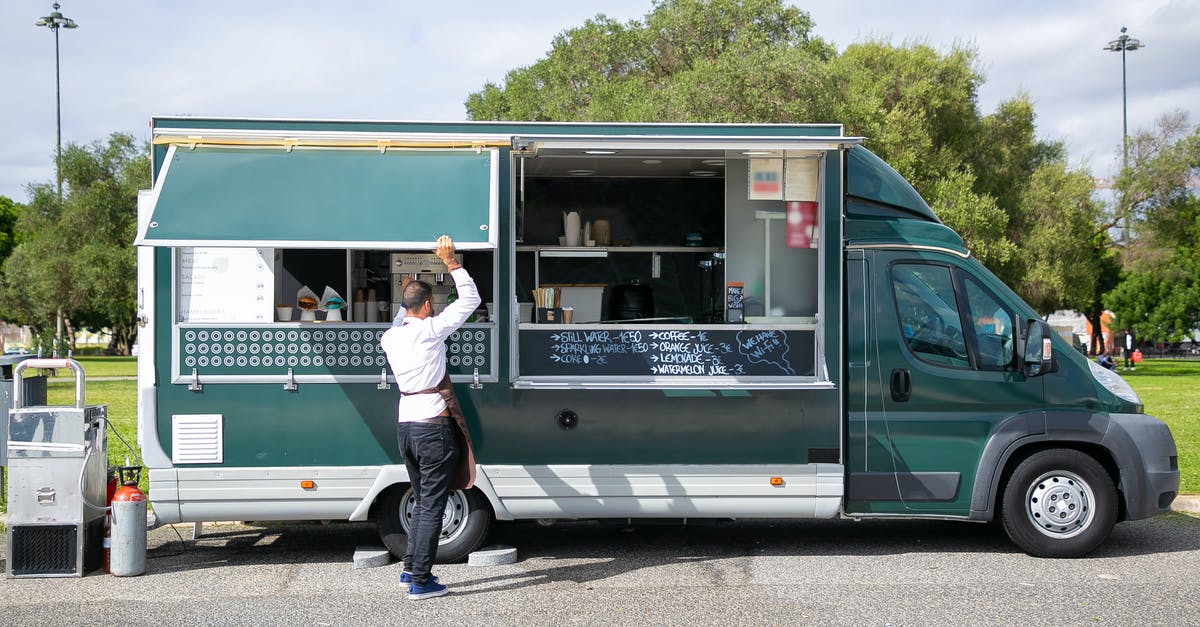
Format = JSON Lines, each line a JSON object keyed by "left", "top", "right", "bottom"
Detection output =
{"left": 0, "top": 133, "right": 147, "bottom": 354}
{"left": 0, "top": 195, "right": 16, "bottom": 262}
{"left": 1105, "top": 113, "right": 1200, "bottom": 343}
{"left": 466, "top": 0, "right": 1106, "bottom": 317}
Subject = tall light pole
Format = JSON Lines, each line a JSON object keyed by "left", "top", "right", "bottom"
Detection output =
{"left": 1105, "top": 26, "right": 1143, "bottom": 265}
{"left": 35, "top": 3, "right": 77, "bottom": 354}
{"left": 35, "top": 2, "right": 78, "bottom": 202}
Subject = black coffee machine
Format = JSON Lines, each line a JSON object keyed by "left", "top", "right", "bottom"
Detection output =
{"left": 605, "top": 279, "right": 655, "bottom": 321}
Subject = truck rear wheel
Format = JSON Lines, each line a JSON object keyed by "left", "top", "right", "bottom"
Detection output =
{"left": 377, "top": 485, "right": 492, "bottom": 563}
{"left": 1001, "top": 449, "right": 1117, "bottom": 558}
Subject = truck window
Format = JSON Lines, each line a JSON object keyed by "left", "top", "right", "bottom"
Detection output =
{"left": 171, "top": 245, "right": 497, "bottom": 385}
{"left": 891, "top": 264, "right": 969, "bottom": 368}
{"left": 512, "top": 142, "right": 831, "bottom": 385}
{"left": 962, "top": 277, "right": 1014, "bottom": 370}
{"left": 890, "top": 263, "right": 1016, "bottom": 371}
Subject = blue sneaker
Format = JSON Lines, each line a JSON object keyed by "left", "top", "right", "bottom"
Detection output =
{"left": 408, "top": 579, "right": 449, "bottom": 600}
{"left": 400, "top": 571, "right": 438, "bottom": 585}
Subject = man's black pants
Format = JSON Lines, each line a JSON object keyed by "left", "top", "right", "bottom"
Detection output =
{"left": 397, "top": 421, "right": 460, "bottom": 586}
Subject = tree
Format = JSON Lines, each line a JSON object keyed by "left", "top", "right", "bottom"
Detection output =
{"left": 0, "top": 195, "right": 18, "bottom": 321}
{"left": 824, "top": 41, "right": 1025, "bottom": 274}
{"left": 1105, "top": 113, "right": 1200, "bottom": 343}
{"left": 827, "top": 40, "right": 981, "bottom": 188}
{"left": 465, "top": 0, "right": 832, "bottom": 123}
{"left": 465, "top": 0, "right": 1113, "bottom": 319}
{"left": 0, "top": 133, "right": 148, "bottom": 354}
{"left": 0, "top": 195, "right": 17, "bottom": 263}
{"left": 1014, "top": 163, "right": 1110, "bottom": 313}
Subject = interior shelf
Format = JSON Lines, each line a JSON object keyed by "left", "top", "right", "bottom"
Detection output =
{"left": 516, "top": 245, "right": 723, "bottom": 254}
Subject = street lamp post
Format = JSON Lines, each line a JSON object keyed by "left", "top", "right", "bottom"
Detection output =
{"left": 34, "top": 3, "right": 77, "bottom": 355}
{"left": 35, "top": 2, "right": 78, "bottom": 202}
{"left": 1105, "top": 26, "right": 1143, "bottom": 265}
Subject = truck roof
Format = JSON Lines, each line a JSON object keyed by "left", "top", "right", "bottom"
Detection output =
{"left": 844, "top": 146, "right": 968, "bottom": 255}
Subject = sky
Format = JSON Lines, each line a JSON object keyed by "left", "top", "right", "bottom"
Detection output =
{"left": 2, "top": 0, "right": 1198, "bottom": 203}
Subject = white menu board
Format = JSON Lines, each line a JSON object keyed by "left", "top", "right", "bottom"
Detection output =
{"left": 177, "top": 247, "right": 275, "bottom": 323}
{"left": 784, "top": 158, "right": 820, "bottom": 202}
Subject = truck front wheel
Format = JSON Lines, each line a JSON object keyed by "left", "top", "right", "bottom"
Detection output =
{"left": 377, "top": 485, "right": 492, "bottom": 563}
{"left": 1001, "top": 449, "right": 1117, "bottom": 558}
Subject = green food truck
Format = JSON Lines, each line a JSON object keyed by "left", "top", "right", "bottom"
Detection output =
{"left": 135, "top": 117, "right": 1179, "bottom": 559}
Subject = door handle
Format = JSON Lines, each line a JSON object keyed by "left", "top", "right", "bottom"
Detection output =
{"left": 890, "top": 368, "right": 911, "bottom": 402}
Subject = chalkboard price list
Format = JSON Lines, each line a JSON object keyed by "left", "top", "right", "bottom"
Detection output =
{"left": 521, "top": 327, "right": 813, "bottom": 378}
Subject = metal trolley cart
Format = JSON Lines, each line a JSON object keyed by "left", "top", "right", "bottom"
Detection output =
{"left": 5, "top": 359, "right": 107, "bottom": 577}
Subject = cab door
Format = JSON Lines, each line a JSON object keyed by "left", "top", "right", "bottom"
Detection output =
{"left": 845, "top": 249, "right": 905, "bottom": 515}
{"left": 865, "top": 249, "right": 1043, "bottom": 515}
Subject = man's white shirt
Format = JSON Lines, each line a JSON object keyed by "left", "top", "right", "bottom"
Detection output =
{"left": 380, "top": 268, "right": 480, "bottom": 422}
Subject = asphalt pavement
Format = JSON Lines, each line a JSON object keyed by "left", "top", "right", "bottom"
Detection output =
{"left": 1, "top": 512, "right": 1198, "bottom": 625}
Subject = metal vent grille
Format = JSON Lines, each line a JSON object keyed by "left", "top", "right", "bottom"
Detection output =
{"left": 11, "top": 525, "right": 77, "bottom": 575}
{"left": 172, "top": 414, "right": 223, "bottom": 464}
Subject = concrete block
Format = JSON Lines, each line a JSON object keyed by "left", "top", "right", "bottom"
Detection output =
{"left": 353, "top": 546, "right": 394, "bottom": 569}
{"left": 1172, "top": 494, "right": 1200, "bottom": 513}
{"left": 468, "top": 544, "right": 518, "bottom": 566}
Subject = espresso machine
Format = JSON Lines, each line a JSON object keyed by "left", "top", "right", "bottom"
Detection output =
{"left": 390, "top": 252, "right": 463, "bottom": 317}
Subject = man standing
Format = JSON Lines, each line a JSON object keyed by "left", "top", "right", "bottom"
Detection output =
{"left": 380, "top": 235, "right": 480, "bottom": 600}
{"left": 1123, "top": 328, "right": 1136, "bottom": 371}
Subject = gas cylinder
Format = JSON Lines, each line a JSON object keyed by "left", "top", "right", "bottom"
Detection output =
{"left": 110, "top": 466, "right": 147, "bottom": 577}
{"left": 103, "top": 467, "right": 119, "bottom": 573}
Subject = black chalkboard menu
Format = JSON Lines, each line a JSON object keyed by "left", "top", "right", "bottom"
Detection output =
{"left": 518, "top": 327, "right": 814, "bottom": 378}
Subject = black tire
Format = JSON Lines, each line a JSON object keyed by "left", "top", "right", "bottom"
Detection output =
{"left": 376, "top": 485, "right": 492, "bottom": 563}
{"left": 1000, "top": 449, "right": 1117, "bottom": 558}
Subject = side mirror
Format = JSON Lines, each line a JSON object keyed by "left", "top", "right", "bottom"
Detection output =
{"left": 1022, "top": 319, "right": 1055, "bottom": 377}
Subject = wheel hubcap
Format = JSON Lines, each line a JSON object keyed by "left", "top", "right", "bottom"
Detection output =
{"left": 1025, "top": 470, "right": 1095, "bottom": 539}
{"left": 400, "top": 489, "right": 468, "bottom": 544}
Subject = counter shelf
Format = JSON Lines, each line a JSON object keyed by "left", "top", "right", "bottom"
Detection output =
{"left": 171, "top": 322, "right": 496, "bottom": 385}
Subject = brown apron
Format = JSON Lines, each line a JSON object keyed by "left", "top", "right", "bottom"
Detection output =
{"left": 403, "top": 372, "right": 476, "bottom": 490}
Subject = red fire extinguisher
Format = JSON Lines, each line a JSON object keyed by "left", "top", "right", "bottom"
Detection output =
{"left": 103, "top": 466, "right": 119, "bottom": 573}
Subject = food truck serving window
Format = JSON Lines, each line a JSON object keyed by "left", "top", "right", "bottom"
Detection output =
{"left": 509, "top": 135, "right": 854, "bottom": 389}
{"left": 137, "top": 145, "right": 499, "bottom": 249}
{"left": 169, "top": 245, "right": 499, "bottom": 386}
{"left": 144, "top": 142, "right": 502, "bottom": 387}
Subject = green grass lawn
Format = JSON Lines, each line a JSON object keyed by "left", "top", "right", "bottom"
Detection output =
{"left": 47, "top": 356, "right": 136, "bottom": 379}
{"left": 42, "top": 379, "right": 141, "bottom": 471}
{"left": 1123, "top": 359, "right": 1200, "bottom": 494}
{"left": 18, "top": 356, "right": 137, "bottom": 472}
{"left": 3, "top": 356, "right": 1198, "bottom": 518}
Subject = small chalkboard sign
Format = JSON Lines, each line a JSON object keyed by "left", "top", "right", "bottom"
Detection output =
{"left": 518, "top": 327, "right": 814, "bottom": 378}
{"left": 726, "top": 282, "right": 745, "bottom": 323}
